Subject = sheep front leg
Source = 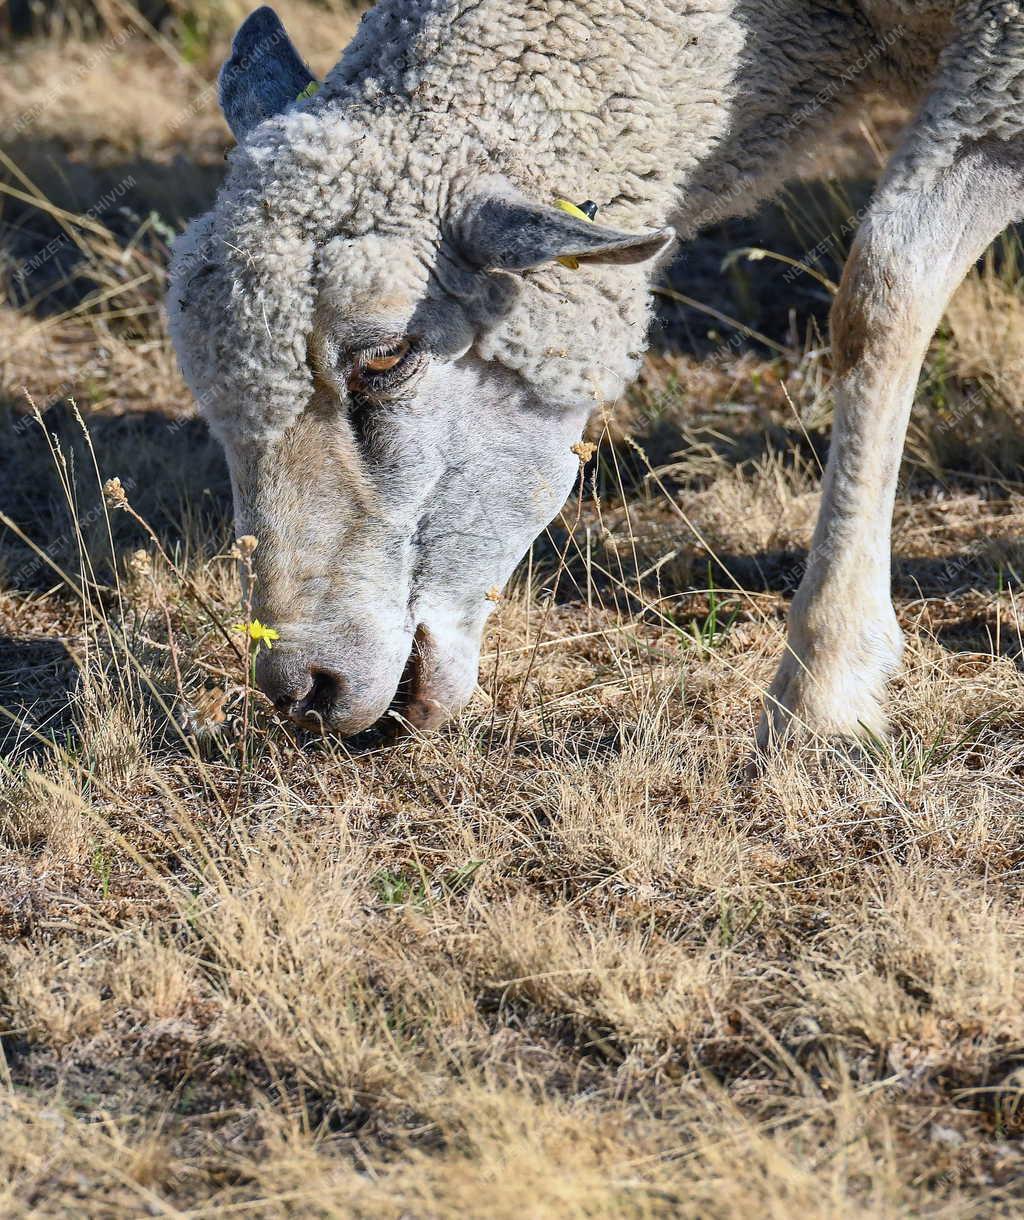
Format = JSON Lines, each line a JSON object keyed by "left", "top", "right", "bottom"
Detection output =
{"left": 759, "top": 146, "right": 1024, "bottom": 745}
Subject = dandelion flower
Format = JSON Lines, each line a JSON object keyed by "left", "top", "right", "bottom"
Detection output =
{"left": 233, "top": 619, "right": 280, "bottom": 648}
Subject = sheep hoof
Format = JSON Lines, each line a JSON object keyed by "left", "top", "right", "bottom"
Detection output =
{"left": 756, "top": 630, "right": 902, "bottom": 751}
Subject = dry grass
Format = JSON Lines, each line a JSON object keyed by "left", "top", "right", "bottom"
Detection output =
{"left": 2, "top": 6, "right": 1024, "bottom": 1215}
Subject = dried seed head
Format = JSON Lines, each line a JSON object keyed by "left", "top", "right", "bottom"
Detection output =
{"left": 231, "top": 535, "right": 258, "bottom": 560}
{"left": 485, "top": 586, "right": 502, "bottom": 603}
{"left": 176, "top": 686, "right": 229, "bottom": 739}
{"left": 571, "top": 441, "right": 597, "bottom": 464}
{"left": 103, "top": 477, "right": 128, "bottom": 509}
{"left": 194, "top": 686, "right": 227, "bottom": 726}
{"left": 127, "top": 549, "right": 151, "bottom": 576}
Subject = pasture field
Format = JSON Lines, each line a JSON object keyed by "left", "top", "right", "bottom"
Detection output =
{"left": 2, "top": 4, "right": 1024, "bottom": 1214}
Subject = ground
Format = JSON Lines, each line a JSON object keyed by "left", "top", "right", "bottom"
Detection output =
{"left": 2, "top": 4, "right": 1024, "bottom": 1216}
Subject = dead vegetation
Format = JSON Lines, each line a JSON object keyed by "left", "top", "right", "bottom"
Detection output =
{"left": 2, "top": 5, "right": 1024, "bottom": 1215}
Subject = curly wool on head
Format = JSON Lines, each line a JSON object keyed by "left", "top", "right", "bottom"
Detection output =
{"left": 166, "top": 0, "right": 749, "bottom": 443}
{"left": 170, "top": 117, "right": 665, "bottom": 443}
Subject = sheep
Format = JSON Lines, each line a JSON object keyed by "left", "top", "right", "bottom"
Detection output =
{"left": 167, "top": 0, "right": 1024, "bottom": 740}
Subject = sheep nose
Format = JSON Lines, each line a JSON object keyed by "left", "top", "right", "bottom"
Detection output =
{"left": 255, "top": 650, "right": 341, "bottom": 724}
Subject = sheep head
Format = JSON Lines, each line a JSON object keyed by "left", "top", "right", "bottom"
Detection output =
{"left": 167, "top": 6, "right": 673, "bottom": 736}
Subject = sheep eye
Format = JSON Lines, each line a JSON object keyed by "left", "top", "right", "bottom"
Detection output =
{"left": 360, "top": 340, "right": 409, "bottom": 373}
{"left": 348, "top": 338, "right": 424, "bottom": 398}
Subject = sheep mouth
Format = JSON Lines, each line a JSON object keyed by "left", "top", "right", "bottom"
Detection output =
{"left": 385, "top": 625, "right": 451, "bottom": 734}
{"left": 384, "top": 632, "right": 425, "bottom": 730}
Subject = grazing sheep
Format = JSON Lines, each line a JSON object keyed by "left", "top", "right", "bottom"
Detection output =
{"left": 167, "top": 0, "right": 1024, "bottom": 740}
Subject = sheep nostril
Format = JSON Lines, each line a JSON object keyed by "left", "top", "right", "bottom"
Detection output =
{"left": 274, "top": 691, "right": 301, "bottom": 714}
{"left": 255, "top": 651, "right": 312, "bottom": 714}
{"left": 306, "top": 669, "right": 340, "bottom": 713}
{"left": 256, "top": 656, "right": 343, "bottom": 727}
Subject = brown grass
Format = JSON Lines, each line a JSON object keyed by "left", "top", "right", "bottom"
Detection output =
{"left": 2, "top": 5, "right": 1024, "bottom": 1215}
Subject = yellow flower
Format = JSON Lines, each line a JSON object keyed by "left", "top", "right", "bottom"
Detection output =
{"left": 233, "top": 619, "right": 280, "bottom": 648}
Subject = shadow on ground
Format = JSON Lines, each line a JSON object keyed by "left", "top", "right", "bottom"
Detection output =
{"left": 0, "top": 398, "right": 230, "bottom": 591}
{"left": 3, "top": 138, "right": 224, "bottom": 316}
{"left": 0, "top": 634, "right": 78, "bottom": 761}
{"left": 0, "top": 401, "right": 230, "bottom": 758}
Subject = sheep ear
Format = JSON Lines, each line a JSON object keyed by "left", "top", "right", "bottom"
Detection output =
{"left": 219, "top": 6, "right": 317, "bottom": 142}
{"left": 460, "top": 195, "right": 674, "bottom": 271}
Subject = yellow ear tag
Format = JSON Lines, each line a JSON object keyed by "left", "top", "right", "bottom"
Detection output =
{"left": 295, "top": 79, "right": 321, "bottom": 102}
{"left": 553, "top": 198, "right": 595, "bottom": 270}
